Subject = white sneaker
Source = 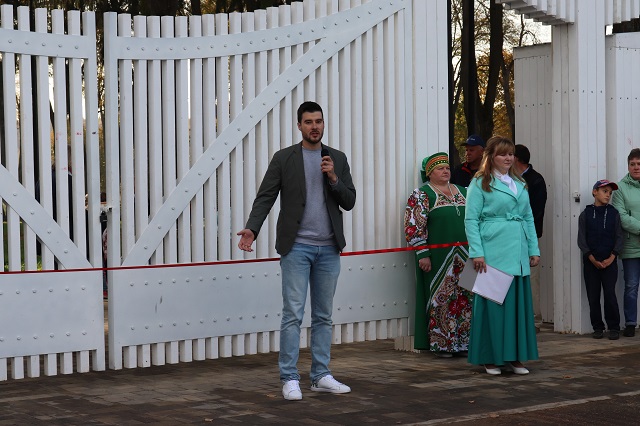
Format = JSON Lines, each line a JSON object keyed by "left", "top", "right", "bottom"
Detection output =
{"left": 282, "top": 380, "right": 302, "bottom": 401}
{"left": 310, "top": 375, "right": 351, "bottom": 394}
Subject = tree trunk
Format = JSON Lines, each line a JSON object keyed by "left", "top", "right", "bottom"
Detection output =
{"left": 461, "top": 0, "right": 478, "bottom": 136}
{"left": 477, "top": 0, "right": 503, "bottom": 140}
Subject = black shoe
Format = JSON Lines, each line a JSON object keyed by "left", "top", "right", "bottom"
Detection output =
{"left": 609, "top": 330, "right": 620, "bottom": 340}
{"left": 592, "top": 330, "right": 604, "bottom": 339}
{"left": 623, "top": 326, "right": 636, "bottom": 337}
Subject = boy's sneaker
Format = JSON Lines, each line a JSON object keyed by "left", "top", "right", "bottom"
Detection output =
{"left": 282, "top": 380, "right": 302, "bottom": 401}
{"left": 609, "top": 330, "right": 620, "bottom": 340}
{"left": 623, "top": 325, "right": 636, "bottom": 337}
{"left": 310, "top": 375, "right": 351, "bottom": 394}
{"left": 592, "top": 330, "right": 603, "bottom": 339}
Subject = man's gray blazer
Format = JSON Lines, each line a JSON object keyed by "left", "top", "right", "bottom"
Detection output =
{"left": 245, "top": 142, "right": 356, "bottom": 255}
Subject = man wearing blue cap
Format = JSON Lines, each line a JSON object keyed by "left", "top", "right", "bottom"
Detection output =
{"left": 451, "top": 134, "right": 485, "bottom": 187}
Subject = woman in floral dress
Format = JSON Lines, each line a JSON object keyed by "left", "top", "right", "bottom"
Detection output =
{"left": 404, "top": 152, "right": 472, "bottom": 357}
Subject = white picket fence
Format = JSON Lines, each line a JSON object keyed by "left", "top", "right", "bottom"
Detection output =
{"left": 0, "top": 0, "right": 450, "bottom": 380}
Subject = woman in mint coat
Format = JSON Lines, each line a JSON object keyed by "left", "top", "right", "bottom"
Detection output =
{"left": 464, "top": 136, "right": 540, "bottom": 376}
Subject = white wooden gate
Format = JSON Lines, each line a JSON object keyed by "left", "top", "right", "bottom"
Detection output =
{"left": 103, "top": 0, "right": 448, "bottom": 370}
{"left": 0, "top": 6, "right": 103, "bottom": 380}
{"left": 0, "top": 0, "right": 450, "bottom": 379}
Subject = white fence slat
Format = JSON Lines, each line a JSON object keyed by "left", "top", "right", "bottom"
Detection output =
{"left": 215, "top": 13, "right": 232, "bottom": 261}
{"left": 241, "top": 12, "right": 257, "bottom": 262}
{"left": 137, "top": 344, "right": 151, "bottom": 368}
{"left": 0, "top": 359, "right": 6, "bottom": 380}
{"left": 123, "top": 346, "right": 136, "bottom": 368}
{"left": 133, "top": 16, "right": 150, "bottom": 245}
{"left": 1, "top": 5, "right": 21, "bottom": 272}
{"left": 266, "top": 7, "right": 281, "bottom": 258}
{"left": 179, "top": 339, "right": 193, "bottom": 362}
{"left": 205, "top": 337, "right": 219, "bottom": 359}
{"left": 342, "top": 322, "right": 354, "bottom": 343}
{"left": 16, "top": 7, "right": 38, "bottom": 271}
{"left": 44, "top": 354, "right": 57, "bottom": 376}
{"left": 152, "top": 342, "right": 166, "bottom": 366}
{"left": 202, "top": 14, "right": 218, "bottom": 261}
{"left": 219, "top": 336, "right": 232, "bottom": 358}
{"left": 34, "top": 9, "right": 53, "bottom": 270}
{"left": 67, "top": 11, "right": 87, "bottom": 256}
{"left": 232, "top": 335, "right": 245, "bottom": 356}
{"left": 60, "top": 352, "right": 73, "bottom": 374}
{"left": 11, "top": 357, "right": 24, "bottom": 379}
{"left": 194, "top": 338, "right": 206, "bottom": 361}
{"left": 83, "top": 11, "right": 103, "bottom": 270}
{"left": 350, "top": 0, "right": 365, "bottom": 251}
{"left": 229, "top": 13, "right": 245, "bottom": 261}
{"left": 257, "top": 332, "right": 270, "bottom": 353}
{"left": 289, "top": 2, "right": 303, "bottom": 148}
{"left": 303, "top": 0, "right": 317, "bottom": 101}
{"left": 176, "top": 16, "right": 192, "bottom": 263}
{"left": 52, "top": 9, "right": 71, "bottom": 239}
{"left": 385, "top": 13, "right": 400, "bottom": 247}
{"left": 270, "top": 330, "right": 280, "bottom": 352}
{"left": 161, "top": 16, "right": 178, "bottom": 264}
{"left": 27, "top": 356, "right": 40, "bottom": 378}
{"left": 77, "top": 351, "right": 90, "bottom": 373}
{"left": 147, "top": 16, "right": 164, "bottom": 264}
{"left": 373, "top": 21, "right": 386, "bottom": 249}
{"left": 253, "top": 10, "right": 270, "bottom": 258}
{"left": 354, "top": 321, "right": 366, "bottom": 341}
{"left": 166, "top": 341, "right": 179, "bottom": 364}
{"left": 189, "top": 16, "right": 205, "bottom": 263}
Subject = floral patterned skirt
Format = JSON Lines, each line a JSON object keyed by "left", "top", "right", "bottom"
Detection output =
{"left": 414, "top": 247, "right": 472, "bottom": 353}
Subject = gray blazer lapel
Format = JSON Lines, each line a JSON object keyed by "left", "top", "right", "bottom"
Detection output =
{"left": 292, "top": 142, "right": 306, "bottom": 201}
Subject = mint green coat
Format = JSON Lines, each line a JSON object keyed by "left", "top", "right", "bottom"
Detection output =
{"left": 611, "top": 173, "right": 640, "bottom": 259}
{"left": 464, "top": 176, "right": 540, "bottom": 276}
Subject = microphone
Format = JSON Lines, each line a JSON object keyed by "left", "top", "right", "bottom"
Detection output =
{"left": 321, "top": 148, "right": 330, "bottom": 176}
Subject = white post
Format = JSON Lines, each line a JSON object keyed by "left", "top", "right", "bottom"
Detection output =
{"left": 551, "top": 0, "right": 607, "bottom": 333}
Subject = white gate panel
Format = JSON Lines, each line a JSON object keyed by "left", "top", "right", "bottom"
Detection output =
{"left": 0, "top": 271, "right": 104, "bottom": 377}
{"left": 514, "top": 43, "right": 554, "bottom": 323}
{"left": 108, "top": 252, "right": 414, "bottom": 369}
{"left": 0, "top": 6, "right": 103, "bottom": 381}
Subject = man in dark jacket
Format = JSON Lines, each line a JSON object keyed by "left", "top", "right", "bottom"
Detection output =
{"left": 514, "top": 144, "right": 548, "bottom": 327}
{"left": 451, "top": 134, "right": 485, "bottom": 187}
{"left": 514, "top": 144, "right": 547, "bottom": 238}
{"left": 237, "top": 102, "right": 356, "bottom": 401}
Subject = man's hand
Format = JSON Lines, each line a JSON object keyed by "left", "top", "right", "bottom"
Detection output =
{"left": 588, "top": 254, "right": 603, "bottom": 269}
{"left": 600, "top": 254, "right": 616, "bottom": 269}
{"left": 237, "top": 229, "right": 255, "bottom": 252}
{"left": 321, "top": 154, "right": 338, "bottom": 184}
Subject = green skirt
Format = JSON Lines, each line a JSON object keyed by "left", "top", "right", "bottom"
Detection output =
{"left": 467, "top": 275, "right": 539, "bottom": 366}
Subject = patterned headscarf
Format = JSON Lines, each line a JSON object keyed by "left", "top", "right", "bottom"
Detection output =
{"left": 420, "top": 152, "right": 449, "bottom": 182}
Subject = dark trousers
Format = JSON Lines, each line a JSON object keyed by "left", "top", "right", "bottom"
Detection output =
{"left": 584, "top": 259, "right": 620, "bottom": 331}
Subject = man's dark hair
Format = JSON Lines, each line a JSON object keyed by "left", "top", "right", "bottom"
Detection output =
{"left": 514, "top": 144, "right": 531, "bottom": 165}
{"left": 297, "top": 101, "right": 323, "bottom": 123}
{"left": 628, "top": 148, "right": 640, "bottom": 164}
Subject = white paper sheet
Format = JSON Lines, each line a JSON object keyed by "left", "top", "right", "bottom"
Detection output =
{"left": 457, "top": 259, "right": 514, "bottom": 305}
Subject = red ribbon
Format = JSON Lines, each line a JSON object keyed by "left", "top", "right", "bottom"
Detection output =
{"left": 0, "top": 241, "right": 467, "bottom": 274}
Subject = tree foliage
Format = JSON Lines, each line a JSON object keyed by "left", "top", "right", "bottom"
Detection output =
{"left": 452, "top": 0, "right": 544, "bottom": 162}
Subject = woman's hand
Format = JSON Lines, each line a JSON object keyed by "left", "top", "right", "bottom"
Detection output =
{"left": 418, "top": 257, "right": 432, "bottom": 273}
{"left": 473, "top": 257, "right": 487, "bottom": 273}
{"left": 530, "top": 256, "right": 540, "bottom": 267}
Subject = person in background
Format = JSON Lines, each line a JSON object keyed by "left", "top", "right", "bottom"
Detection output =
{"left": 578, "top": 180, "right": 623, "bottom": 340}
{"left": 464, "top": 136, "right": 540, "bottom": 376}
{"left": 611, "top": 148, "right": 640, "bottom": 338}
{"left": 451, "top": 134, "right": 485, "bottom": 188}
{"left": 237, "top": 101, "right": 356, "bottom": 401}
{"left": 513, "top": 144, "right": 548, "bottom": 326}
{"left": 404, "top": 152, "right": 472, "bottom": 358}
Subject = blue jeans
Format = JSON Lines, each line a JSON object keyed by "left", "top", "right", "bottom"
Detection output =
{"left": 279, "top": 243, "right": 340, "bottom": 383}
{"left": 622, "top": 258, "right": 640, "bottom": 326}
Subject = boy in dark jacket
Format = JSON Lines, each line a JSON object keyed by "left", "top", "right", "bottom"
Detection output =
{"left": 578, "top": 180, "right": 624, "bottom": 340}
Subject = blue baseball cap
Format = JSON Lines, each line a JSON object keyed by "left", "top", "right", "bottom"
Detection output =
{"left": 593, "top": 179, "right": 618, "bottom": 191}
{"left": 463, "top": 134, "right": 485, "bottom": 148}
